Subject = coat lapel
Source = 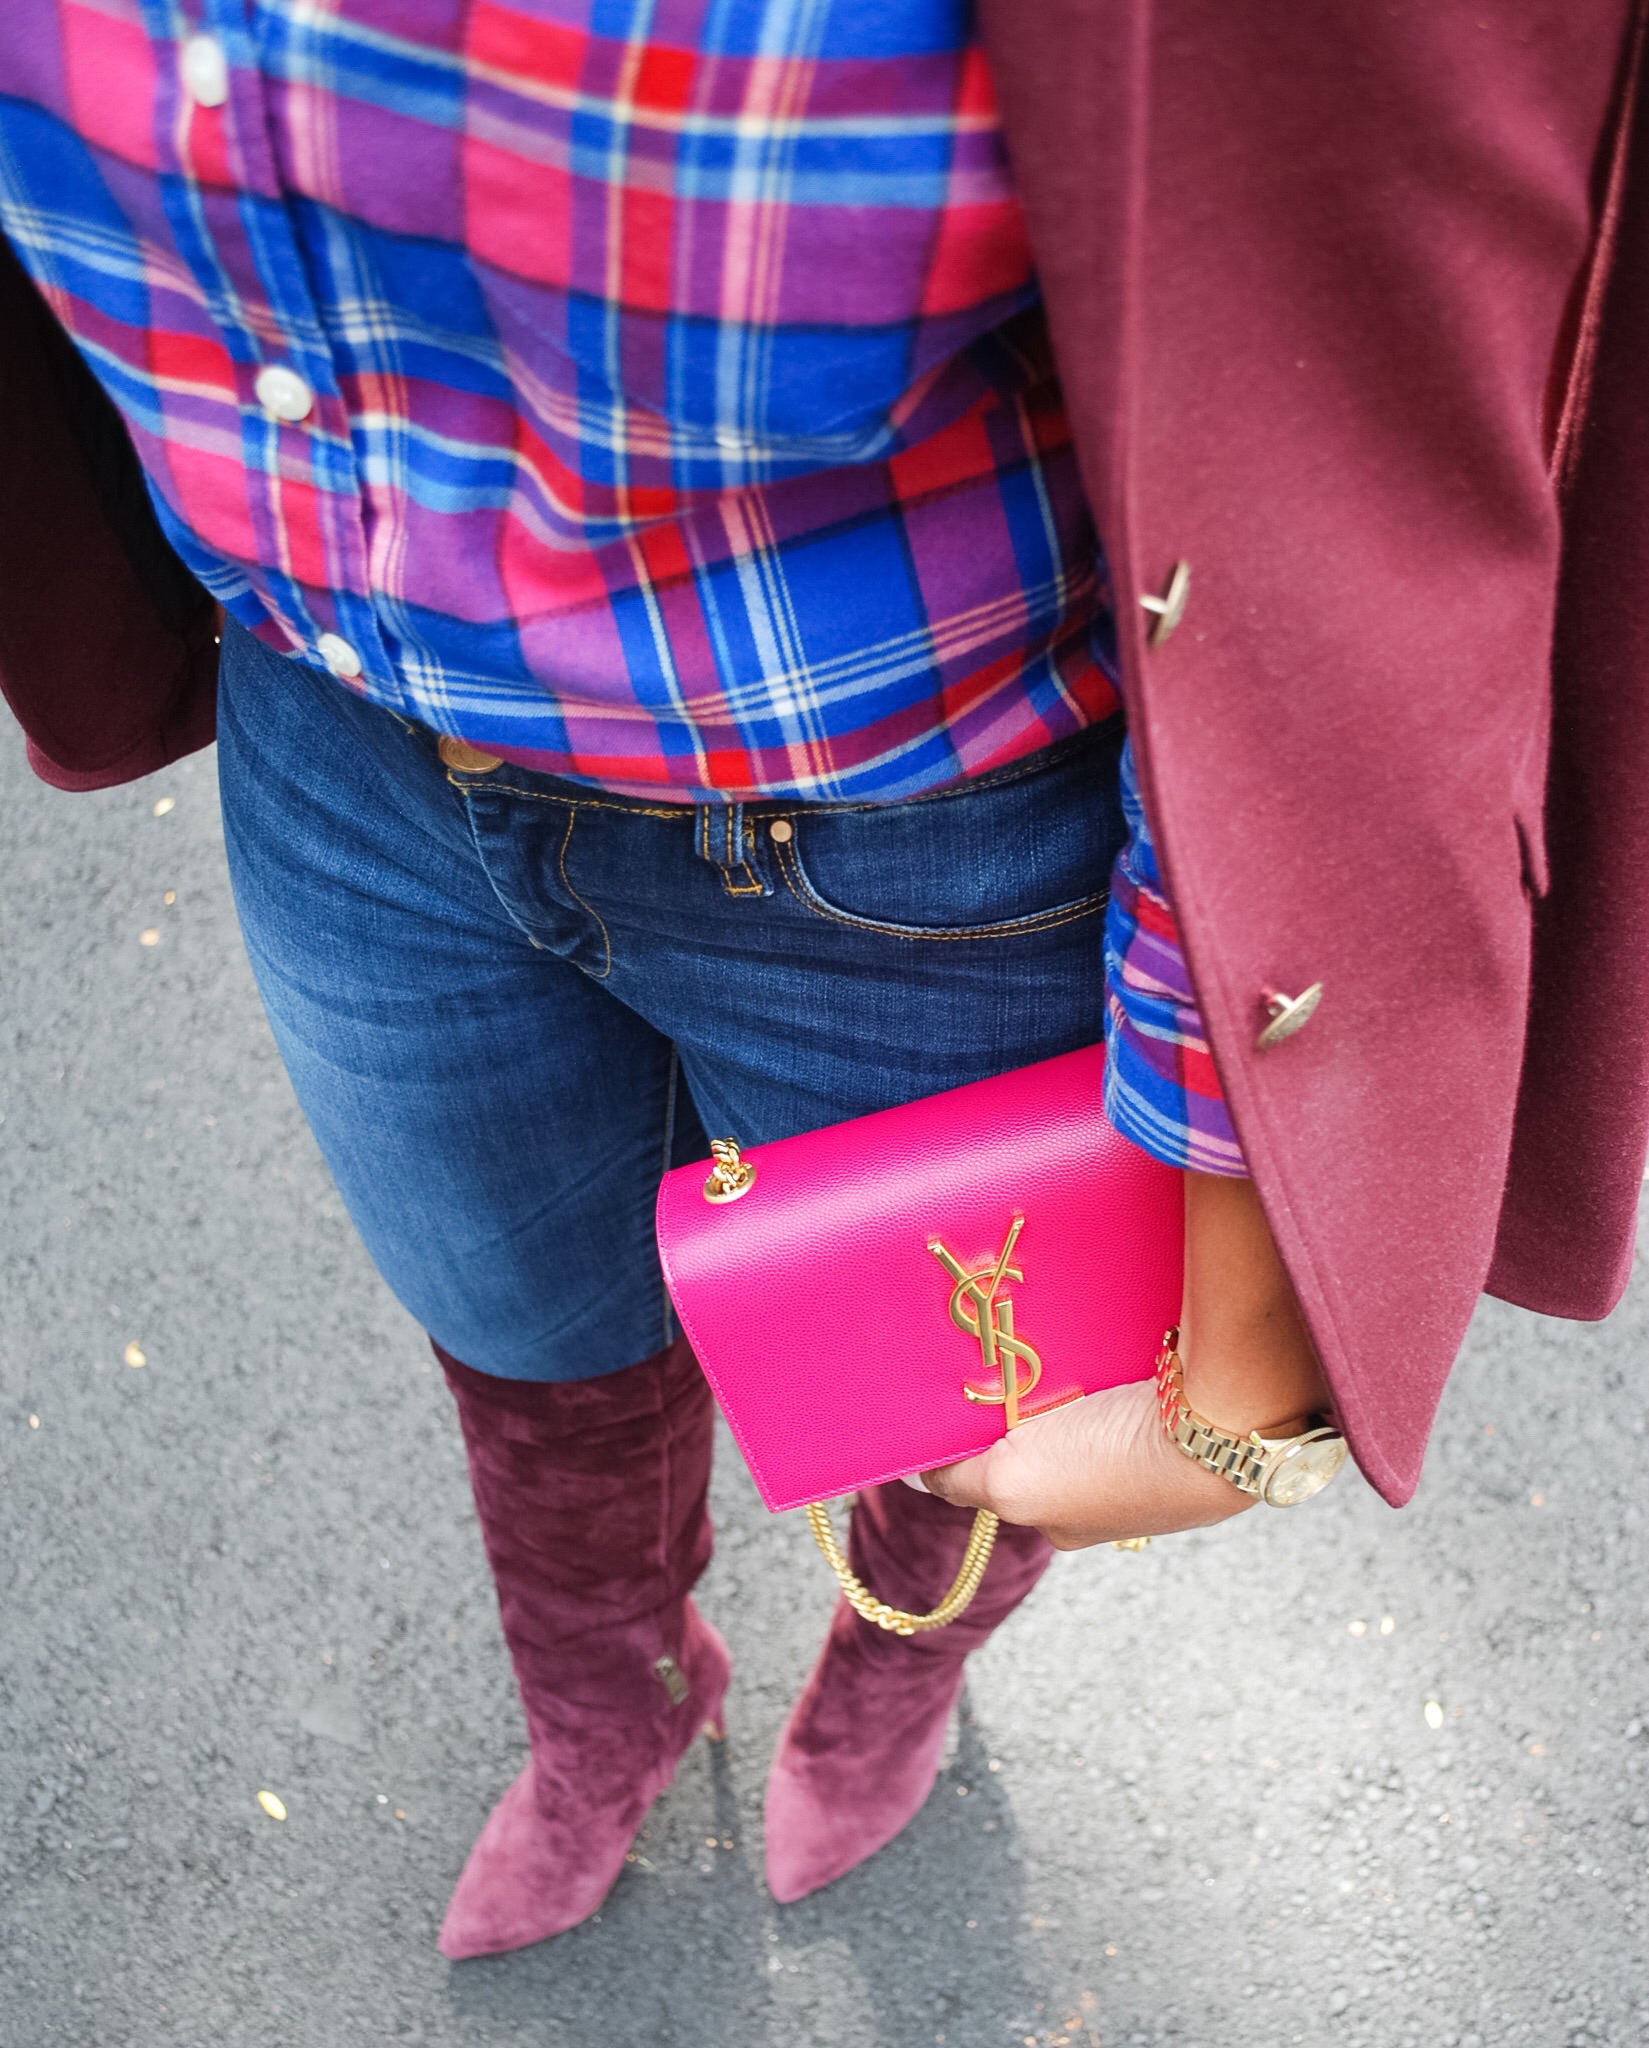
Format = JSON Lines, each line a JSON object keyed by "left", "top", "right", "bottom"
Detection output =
{"left": 978, "top": 0, "right": 1150, "bottom": 702}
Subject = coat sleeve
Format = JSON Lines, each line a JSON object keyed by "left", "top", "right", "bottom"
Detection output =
{"left": 983, "top": 0, "right": 1639, "bottom": 1503}
{"left": 0, "top": 231, "right": 217, "bottom": 791}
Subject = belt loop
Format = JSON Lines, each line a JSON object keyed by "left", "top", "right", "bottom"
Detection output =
{"left": 695, "top": 801, "right": 767, "bottom": 898}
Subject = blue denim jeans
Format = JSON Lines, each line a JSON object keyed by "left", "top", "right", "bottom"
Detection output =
{"left": 217, "top": 624, "right": 1128, "bottom": 1381}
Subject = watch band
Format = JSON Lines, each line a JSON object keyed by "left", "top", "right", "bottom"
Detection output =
{"left": 1153, "top": 1328, "right": 1346, "bottom": 1505}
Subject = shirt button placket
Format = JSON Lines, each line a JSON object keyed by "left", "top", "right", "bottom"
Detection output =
{"left": 162, "top": 10, "right": 428, "bottom": 710}
{"left": 252, "top": 364, "right": 351, "bottom": 678}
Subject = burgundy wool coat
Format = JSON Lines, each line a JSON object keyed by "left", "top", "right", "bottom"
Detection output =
{"left": 4, "top": 1, "right": 1647, "bottom": 1505}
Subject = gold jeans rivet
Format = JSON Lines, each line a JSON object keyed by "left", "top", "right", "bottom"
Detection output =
{"left": 438, "top": 735, "right": 503, "bottom": 774}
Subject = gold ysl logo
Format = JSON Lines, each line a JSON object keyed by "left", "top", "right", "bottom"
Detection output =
{"left": 928, "top": 1214, "right": 1043, "bottom": 1430}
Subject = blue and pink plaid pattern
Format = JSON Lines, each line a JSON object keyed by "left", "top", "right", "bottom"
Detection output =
{"left": 1104, "top": 739, "right": 1241, "bottom": 1175}
{"left": 0, "top": 0, "right": 1238, "bottom": 1176}
{"left": 0, "top": 0, "right": 1118, "bottom": 801}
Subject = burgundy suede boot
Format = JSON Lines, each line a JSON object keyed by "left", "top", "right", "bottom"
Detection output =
{"left": 764, "top": 1480, "right": 1050, "bottom": 1902}
{"left": 434, "top": 1335, "right": 729, "bottom": 1959}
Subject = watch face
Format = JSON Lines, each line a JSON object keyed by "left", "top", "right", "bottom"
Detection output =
{"left": 1262, "top": 1433, "right": 1349, "bottom": 1507}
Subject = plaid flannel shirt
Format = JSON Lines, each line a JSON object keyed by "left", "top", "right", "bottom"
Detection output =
{"left": 1104, "top": 739, "right": 1241, "bottom": 1175}
{"left": 0, "top": 0, "right": 1239, "bottom": 1174}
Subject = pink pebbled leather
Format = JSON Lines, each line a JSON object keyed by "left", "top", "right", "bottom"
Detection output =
{"left": 656, "top": 1044, "right": 1183, "bottom": 1512}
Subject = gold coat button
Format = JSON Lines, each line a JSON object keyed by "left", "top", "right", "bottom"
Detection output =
{"left": 1140, "top": 559, "right": 1191, "bottom": 647}
{"left": 1256, "top": 983, "right": 1323, "bottom": 1049}
{"left": 438, "top": 735, "right": 503, "bottom": 774}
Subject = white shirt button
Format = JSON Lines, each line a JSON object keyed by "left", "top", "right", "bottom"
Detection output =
{"left": 179, "top": 34, "right": 230, "bottom": 110}
{"left": 315, "top": 633, "right": 362, "bottom": 680}
{"left": 254, "top": 364, "right": 315, "bottom": 423}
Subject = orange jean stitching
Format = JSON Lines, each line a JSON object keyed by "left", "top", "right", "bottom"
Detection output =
{"left": 772, "top": 838, "right": 1105, "bottom": 943}
{"left": 445, "top": 774, "right": 688, "bottom": 820}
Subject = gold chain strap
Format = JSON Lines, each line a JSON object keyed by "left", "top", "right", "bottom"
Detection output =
{"left": 804, "top": 1500, "right": 1000, "bottom": 1635}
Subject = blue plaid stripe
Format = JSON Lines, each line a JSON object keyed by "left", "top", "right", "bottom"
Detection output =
{"left": 1103, "top": 739, "right": 1243, "bottom": 1176}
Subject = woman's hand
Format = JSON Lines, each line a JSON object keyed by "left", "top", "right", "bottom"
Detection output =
{"left": 918, "top": 1172, "right": 1334, "bottom": 1549}
{"left": 916, "top": 1373, "right": 1252, "bottom": 1548}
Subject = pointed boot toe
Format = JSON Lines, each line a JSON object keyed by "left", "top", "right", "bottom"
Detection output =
{"left": 438, "top": 1614, "right": 731, "bottom": 1960}
{"left": 438, "top": 1764, "right": 619, "bottom": 1959}
{"left": 763, "top": 1666, "right": 959, "bottom": 1902}
{"left": 764, "top": 1482, "right": 1054, "bottom": 1902}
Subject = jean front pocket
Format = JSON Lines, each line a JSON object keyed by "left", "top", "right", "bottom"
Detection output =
{"left": 771, "top": 721, "right": 1126, "bottom": 941}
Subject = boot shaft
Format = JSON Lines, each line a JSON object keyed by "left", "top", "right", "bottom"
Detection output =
{"left": 846, "top": 1479, "right": 1054, "bottom": 1662}
{"left": 437, "top": 1335, "right": 716, "bottom": 1731}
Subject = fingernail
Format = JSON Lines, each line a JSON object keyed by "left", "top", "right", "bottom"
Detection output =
{"left": 899, "top": 1470, "right": 930, "bottom": 1493}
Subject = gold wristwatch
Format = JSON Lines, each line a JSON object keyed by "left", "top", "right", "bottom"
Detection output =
{"left": 1154, "top": 1328, "right": 1348, "bottom": 1507}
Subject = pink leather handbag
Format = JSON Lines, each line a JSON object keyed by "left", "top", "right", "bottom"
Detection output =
{"left": 655, "top": 1043, "right": 1183, "bottom": 1632}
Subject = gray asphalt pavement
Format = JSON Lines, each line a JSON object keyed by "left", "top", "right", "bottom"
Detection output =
{"left": 1, "top": 721, "right": 1645, "bottom": 2048}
